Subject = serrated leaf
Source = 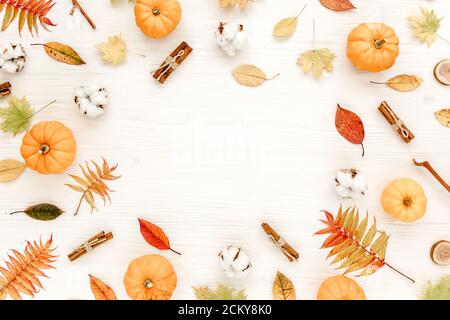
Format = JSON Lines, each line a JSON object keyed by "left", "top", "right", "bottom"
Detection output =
{"left": 434, "top": 109, "right": 450, "bottom": 128}
{"left": 0, "top": 96, "right": 33, "bottom": 135}
{"left": 37, "top": 42, "right": 86, "bottom": 65}
{"left": 20, "top": 203, "right": 64, "bottom": 221}
{"left": 423, "top": 275, "right": 450, "bottom": 300}
{"left": 0, "top": 159, "right": 25, "bottom": 182}
{"left": 297, "top": 48, "right": 336, "bottom": 79}
{"left": 96, "top": 35, "right": 126, "bottom": 66}
{"left": 319, "top": 0, "right": 355, "bottom": 12}
{"left": 335, "top": 104, "right": 365, "bottom": 156}
{"left": 219, "top": 0, "right": 251, "bottom": 10}
{"left": 232, "top": 64, "right": 279, "bottom": 87}
{"left": 273, "top": 271, "right": 296, "bottom": 300}
{"left": 89, "top": 274, "right": 117, "bottom": 300}
{"left": 408, "top": 7, "right": 442, "bottom": 47}
{"left": 194, "top": 284, "right": 247, "bottom": 300}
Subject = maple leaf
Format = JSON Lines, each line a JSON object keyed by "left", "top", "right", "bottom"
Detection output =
{"left": 219, "top": 0, "right": 251, "bottom": 10}
{"left": 408, "top": 7, "right": 443, "bottom": 47}
{"left": 96, "top": 35, "right": 127, "bottom": 65}
{"left": 0, "top": 96, "right": 33, "bottom": 136}
{"left": 194, "top": 284, "right": 247, "bottom": 300}
{"left": 297, "top": 48, "right": 336, "bottom": 79}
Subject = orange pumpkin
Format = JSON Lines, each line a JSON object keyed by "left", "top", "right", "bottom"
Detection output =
{"left": 347, "top": 22, "right": 399, "bottom": 72}
{"left": 124, "top": 254, "right": 177, "bottom": 300}
{"left": 134, "top": 0, "right": 181, "bottom": 39}
{"left": 381, "top": 178, "right": 427, "bottom": 222}
{"left": 20, "top": 121, "right": 76, "bottom": 174}
{"left": 317, "top": 276, "right": 366, "bottom": 300}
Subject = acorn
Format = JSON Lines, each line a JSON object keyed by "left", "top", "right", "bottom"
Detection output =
{"left": 430, "top": 240, "right": 450, "bottom": 266}
{"left": 433, "top": 59, "right": 450, "bottom": 85}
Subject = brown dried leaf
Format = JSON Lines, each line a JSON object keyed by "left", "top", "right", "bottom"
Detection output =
{"left": 335, "top": 104, "right": 365, "bottom": 156}
{"left": 371, "top": 75, "right": 423, "bottom": 92}
{"left": 435, "top": 109, "right": 450, "bottom": 128}
{"left": 0, "top": 159, "right": 25, "bottom": 182}
{"left": 36, "top": 42, "right": 86, "bottom": 65}
{"left": 89, "top": 274, "right": 117, "bottom": 300}
{"left": 273, "top": 271, "right": 296, "bottom": 300}
{"left": 319, "top": 0, "right": 355, "bottom": 11}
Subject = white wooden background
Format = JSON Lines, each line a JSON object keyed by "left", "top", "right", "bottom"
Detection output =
{"left": 0, "top": 0, "right": 449, "bottom": 300}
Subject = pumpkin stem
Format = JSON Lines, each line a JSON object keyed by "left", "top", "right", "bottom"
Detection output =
{"left": 403, "top": 198, "right": 412, "bottom": 207}
{"left": 374, "top": 39, "right": 386, "bottom": 49}
{"left": 144, "top": 279, "right": 153, "bottom": 288}
{"left": 39, "top": 144, "right": 50, "bottom": 155}
{"left": 152, "top": 8, "right": 160, "bottom": 16}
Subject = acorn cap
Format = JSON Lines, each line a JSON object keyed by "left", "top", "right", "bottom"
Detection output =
{"left": 434, "top": 59, "right": 450, "bottom": 85}
{"left": 430, "top": 240, "right": 450, "bottom": 266}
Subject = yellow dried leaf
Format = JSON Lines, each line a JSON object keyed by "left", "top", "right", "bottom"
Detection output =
{"left": 89, "top": 274, "right": 117, "bottom": 300}
{"left": 232, "top": 64, "right": 279, "bottom": 87}
{"left": 96, "top": 35, "right": 127, "bottom": 66}
{"left": 39, "top": 42, "right": 86, "bottom": 65}
{"left": 0, "top": 159, "right": 25, "bottom": 182}
{"left": 408, "top": 7, "right": 442, "bottom": 47}
{"left": 219, "top": 0, "right": 251, "bottom": 10}
{"left": 272, "top": 271, "right": 296, "bottom": 300}
{"left": 435, "top": 109, "right": 450, "bottom": 128}
{"left": 297, "top": 48, "right": 336, "bottom": 79}
{"left": 382, "top": 75, "right": 423, "bottom": 92}
{"left": 273, "top": 17, "right": 298, "bottom": 37}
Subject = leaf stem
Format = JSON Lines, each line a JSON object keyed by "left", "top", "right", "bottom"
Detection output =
{"left": 74, "top": 190, "right": 88, "bottom": 215}
{"left": 370, "top": 81, "right": 387, "bottom": 85}
{"left": 312, "top": 19, "right": 316, "bottom": 48}
{"left": 296, "top": 3, "right": 308, "bottom": 19}
{"left": 170, "top": 248, "right": 182, "bottom": 255}
{"left": 437, "top": 34, "right": 450, "bottom": 45}
{"left": 267, "top": 73, "right": 281, "bottom": 81}
{"left": 361, "top": 143, "right": 365, "bottom": 157}
{"left": 29, "top": 100, "right": 56, "bottom": 118}
{"left": 384, "top": 262, "right": 415, "bottom": 283}
{"left": 9, "top": 211, "right": 26, "bottom": 215}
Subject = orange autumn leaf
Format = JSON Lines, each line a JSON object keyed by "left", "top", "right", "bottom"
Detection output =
{"left": 89, "top": 274, "right": 117, "bottom": 300}
{"left": 138, "top": 218, "right": 181, "bottom": 255}
{"left": 335, "top": 104, "right": 365, "bottom": 156}
{"left": 319, "top": 0, "right": 355, "bottom": 12}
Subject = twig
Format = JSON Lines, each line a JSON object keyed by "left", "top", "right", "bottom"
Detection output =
{"left": 29, "top": 100, "right": 56, "bottom": 118}
{"left": 413, "top": 159, "right": 450, "bottom": 193}
{"left": 71, "top": 0, "right": 96, "bottom": 30}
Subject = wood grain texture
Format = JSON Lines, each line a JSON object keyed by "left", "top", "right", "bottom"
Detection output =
{"left": 0, "top": 0, "right": 449, "bottom": 300}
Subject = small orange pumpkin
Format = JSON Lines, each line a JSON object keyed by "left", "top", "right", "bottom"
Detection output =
{"left": 134, "top": 0, "right": 182, "bottom": 39}
{"left": 381, "top": 178, "right": 427, "bottom": 222}
{"left": 347, "top": 22, "right": 399, "bottom": 72}
{"left": 123, "top": 254, "right": 177, "bottom": 300}
{"left": 317, "top": 276, "right": 366, "bottom": 300}
{"left": 20, "top": 121, "right": 76, "bottom": 174}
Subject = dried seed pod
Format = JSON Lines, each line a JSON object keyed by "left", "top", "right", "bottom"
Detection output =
{"left": 430, "top": 240, "right": 450, "bottom": 266}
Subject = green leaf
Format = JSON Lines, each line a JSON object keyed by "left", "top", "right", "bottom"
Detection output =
{"left": 0, "top": 96, "right": 33, "bottom": 135}
{"left": 408, "top": 7, "right": 443, "bottom": 47}
{"left": 193, "top": 284, "right": 247, "bottom": 300}
{"left": 12, "top": 203, "right": 64, "bottom": 221}
{"left": 423, "top": 275, "right": 450, "bottom": 300}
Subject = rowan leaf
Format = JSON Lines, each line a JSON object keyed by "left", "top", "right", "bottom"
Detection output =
{"left": 232, "top": 64, "right": 279, "bottom": 87}
{"left": 0, "top": 96, "right": 33, "bottom": 135}
{"left": 138, "top": 218, "right": 180, "bottom": 255}
{"left": 89, "top": 274, "right": 117, "bottom": 300}
{"left": 434, "top": 109, "right": 450, "bottom": 128}
{"left": 297, "top": 48, "right": 336, "bottom": 79}
{"left": 273, "top": 271, "right": 296, "bottom": 300}
{"left": 319, "top": 0, "right": 355, "bottom": 12}
{"left": 408, "top": 7, "right": 442, "bottom": 47}
{"left": 335, "top": 104, "right": 365, "bottom": 156}
{"left": 194, "top": 284, "right": 247, "bottom": 300}
{"left": 0, "top": 159, "right": 26, "bottom": 182}
{"left": 96, "top": 35, "right": 126, "bottom": 66}
{"left": 35, "top": 42, "right": 86, "bottom": 65}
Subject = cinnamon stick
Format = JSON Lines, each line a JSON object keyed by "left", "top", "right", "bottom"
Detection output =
{"left": 413, "top": 159, "right": 450, "bottom": 193}
{"left": 0, "top": 82, "right": 11, "bottom": 97}
{"left": 378, "top": 101, "right": 415, "bottom": 143}
{"left": 67, "top": 231, "right": 113, "bottom": 261}
{"left": 71, "top": 0, "right": 96, "bottom": 30}
{"left": 152, "top": 41, "right": 193, "bottom": 84}
{"left": 261, "top": 222, "right": 299, "bottom": 262}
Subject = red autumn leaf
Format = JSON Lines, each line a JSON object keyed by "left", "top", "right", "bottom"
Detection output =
{"left": 89, "top": 274, "right": 117, "bottom": 300}
{"left": 319, "top": 0, "right": 356, "bottom": 11}
{"left": 335, "top": 104, "right": 365, "bottom": 156}
{"left": 138, "top": 218, "right": 181, "bottom": 255}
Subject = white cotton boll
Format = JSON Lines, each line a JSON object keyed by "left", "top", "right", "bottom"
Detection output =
{"left": 336, "top": 171, "right": 353, "bottom": 188}
{"left": 74, "top": 85, "right": 109, "bottom": 118}
{"left": 82, "top": 84, "right": 101, "bottom": 96}
{"left": 218, "top": 245, "right": 252, "bottom": 279}
{"left": 352, "top": 173, "right": 367, "bottom": 192}
{"left": 0, "top": 43, "right": 26, "bottom": 73}
{"left": 214, "top": 22, "right": 248, "bottom": 56}
{"left": 336, "top": 185, "right": 351, "bottom": 198}
{"left": 335, "top": 168, "right": 367, "bottom": 199}
{"left": 74, "top": 87, "right": 87, "bottom": 99}
{"left": 89, "top": 91, "right": 108, "bottom": 106}
{"left": 77, "top": 98, "right": 91, "bottom": 114}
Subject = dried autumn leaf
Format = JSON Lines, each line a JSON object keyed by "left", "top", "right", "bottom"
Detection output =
{"left": 194, "top": 284, "right": 247, "bottom": 300}
{"left": 315, "top": 206, "right": 414, "bottom": 283}
{"left": 408, "top": 7, "right": 442, "bottom": 47}
{"left": 0, "top": 235, "right": 57, "bottom": 300}
{"left": 33, "top": 42, "right": 86, "bottom": 65}
{"left": 434, "top": 109, "right": 450, "bottom": 128}
{"left": 319, "top": 0, "right": 355, "bottom": 12}
{"left": 232, "top": 64, "right": 279, "bottom": 87}
{"left": 297, "top": 48, "right": 336, "bottom": 79}
{"left": 138, "top": 218, "right": 181, "bottom": 255}
{"left": 89, "top": 274, "right": 117, "bottom": 300}
{"left": 219, "top": 0, "right": 251, "bottom": 10}
{"left": 371, "top": 75, "right": 423, "bottom": 92}
{"left": 0, "top": 159, "right": 25, "bottom": 182}
{"left": 273, "top": 4, "right": 307, "bottom": 38}
{"left": 10, "top": 203, "right": 63, "bottom": 221}
{"left": 96, "top": 35, "right": 127, "bottom": 66}
{"left": 65, "top": 158, "right": 120, "bottom": 215}
{"left": 0, "top": 96, "right": 33, "bottom": 135}
{"left": 335, "top": 104, "right": 365, "bottom": 157}
{"left": 273, "top": 271, "right": 296, "bottom": 300}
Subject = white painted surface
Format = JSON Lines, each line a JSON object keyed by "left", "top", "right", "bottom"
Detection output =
{"left": 0, "top": 0, "right": 449, "bottom": 300}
